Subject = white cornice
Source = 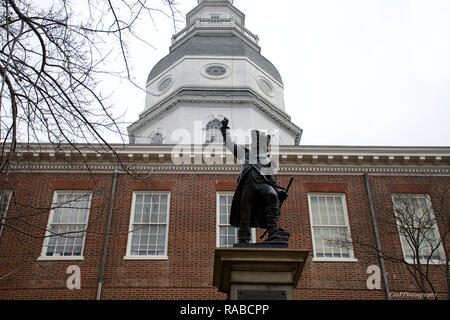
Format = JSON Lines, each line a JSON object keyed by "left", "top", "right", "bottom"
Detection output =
{"left": 5, "top": 144, "right": 450, "bottom": 176}
{"left": 10, "top": 143, "right": 450, "bottom": 155}
{"left": 7, "top": 163, "right": 450, "bottom": 176}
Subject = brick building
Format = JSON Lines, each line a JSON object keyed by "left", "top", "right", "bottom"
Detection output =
{"left": 0, "top": 0, "right": 449, "bottom": 300}
{"left": 0, "top": 145, "right": 448, "bottom": 300}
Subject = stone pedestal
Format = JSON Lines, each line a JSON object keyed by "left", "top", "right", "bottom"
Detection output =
{"left": 213, "top": 248, "right": 309, "bottom": 300}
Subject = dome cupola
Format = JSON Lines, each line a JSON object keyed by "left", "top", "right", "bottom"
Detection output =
{"left": 128, "top": 1, "right": 303, "bottom": 146}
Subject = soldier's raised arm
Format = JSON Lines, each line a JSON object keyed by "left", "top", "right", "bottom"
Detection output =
{"left": 220, "top": 118, "right": 246, "bottom": 160}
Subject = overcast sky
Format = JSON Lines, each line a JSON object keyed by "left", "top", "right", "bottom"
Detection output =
{"left": 111, "top": 0, "right": 450, "bottom": 147}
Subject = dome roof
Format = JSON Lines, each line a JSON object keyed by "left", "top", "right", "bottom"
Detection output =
{"left": 146, "top": 33, "right": 283, "bottom": 84}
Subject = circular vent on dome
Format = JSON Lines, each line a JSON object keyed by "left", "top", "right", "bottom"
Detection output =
{"left": 157, "top": 77, "right": 173, "bottom": 93}
{"left": 257, "top": 77, "right": 275, "bottom": 97}
{"left": 202, "top": 64, "right": 229, "bottom": 79}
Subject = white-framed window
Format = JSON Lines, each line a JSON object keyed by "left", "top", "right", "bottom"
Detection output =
{"left": 308, "top": 193, "right": 356, "bottom": 261}
{"left": 392, "top": 194, "right": 445, "bottom": 264}
{"left": 0, "top": 191, "right": 12, "bottom": 237}
{"left": 216, "top": 192, "right": 255, "bottom": 248}
{"left": 39, "top": 191, "right": 92, "bottom": 260}
{"left": 125, "top": 192, "right": 170, "bottom": 260}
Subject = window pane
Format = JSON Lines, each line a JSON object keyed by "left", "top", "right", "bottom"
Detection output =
{"left": 313, "top": 228, "right": 324, "bottom": 257}
{"left": 393, "top": 194, "right": 443, "bottom": 263}
{"left": 314, "top": 226, "right": 349, "bottom": 258}
{"left": 159, "top": 203, "right": 167, "bottom": 223}
{"left": 56, "top": 193, "right": 65, "bottom": 203}
{"left": 143, "top": 202, "right": 152, "bottom": 223}
{"left": 44, "top": 192, "right": 90, "bottom": 257}
{"left": 310, "top": 196, "right": 318, "bottom": 208}
{"left": 328, "top": 198, "right": 337, "bottom": 225}
{"left": 220, "top": 209, "right": 229, "bottom": 225}
{"left": 129, "top": 193, "right": 169, "bottom": 256}
{"left": 79, "top": 208, "right": 88, "bottom": 224}
{"left": 310, "top": 196, "right": 320, "bottom": 225}
{"left": 52, "top": 208, "right": 62, "bottom": 223}
{"left": 220, "top": 226, "right": 237, "bottom": 248}
{"left": 46, "top": 224, "right": 85, "bottom": 257}
{"left": 134, "top": 202, "right": 143, "bottom": 223}
{"left": 309, "top": 194, "right": 353, "bottom": 259}
{"left": 152, "top": 194, "right": 159, "bottom": 209}
{"left": 220, "top": 196, "right": 227, "bottom": 207}
{"left": 143, "top": 194, "right": 151, "bottom": 204}
{"left": 336, "top": 204, "right": 345, "bottom": 225}
{"left": 217, "top": 194, "right": 251, "bottom": 248}
{"left": 219, "top": 195, "right": 233, "bottom": 225}
{"left": 318, "top": 197, "right": 329, "bottom": 225}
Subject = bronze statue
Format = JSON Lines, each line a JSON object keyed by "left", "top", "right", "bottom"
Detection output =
{"left": 220, "top": 118, "right": 291, "bottom": 247}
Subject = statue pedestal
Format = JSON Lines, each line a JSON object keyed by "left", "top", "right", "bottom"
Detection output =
{"left": 213, "top": 248, "right": 309, "bottom": 300}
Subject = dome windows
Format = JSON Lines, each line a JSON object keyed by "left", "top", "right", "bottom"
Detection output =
{"left": 201, "top": 63, "right": 229, "bottom": 79}
{"left": 156, "top": 76, "right": 174, "bottom": 94}
{"left": 257, "top": 77, "right": 275, "bottom": 97}
{"left": 206, "top": 65, "right": 227, "bottom": 76}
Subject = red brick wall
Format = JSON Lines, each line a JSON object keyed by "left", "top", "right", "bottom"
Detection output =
{"left": 365, "top": 175, "right": 449, "bottom": 299}
{"left": 0, "top": 172, "right": 114, "bottom": 300}
{"left": 0, "top": 172, "right": 448, "bottom": 300}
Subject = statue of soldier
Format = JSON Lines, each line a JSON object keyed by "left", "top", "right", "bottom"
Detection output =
{"left": 220, "top": 117, "right": 290, "bottom": 246}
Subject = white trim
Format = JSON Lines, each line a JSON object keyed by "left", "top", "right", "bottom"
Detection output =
{"left": 38, "top": 191, "right": 92, "bottom": 261}
{"left": 403, "top": 258, "right": 446, "bottom": 265}
{"left": 6, "top": 144, "right": 450, "bottom": 175}
{"left": 312, "top": 258, "right": 358, "bottom": 263}
{"left": 37, "top": 256, "right": 85, "bottom": 261}
{"left": 124, "top": 191, "right": 171, "bottom": 260}
{"left": 123, "top": 255, "right": 168, "bottom": 261}
{"left": 10, "top": 143, "right": 450, "bottom": 156}
{"left": 8, "top": 163, "right": 450, "bottom": 176}
{"left": 307, "top": 193, "right": 356, "bottom": 261}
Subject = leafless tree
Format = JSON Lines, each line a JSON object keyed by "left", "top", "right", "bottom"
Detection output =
{"left": 0, "top": 0, "right": 182, "bottom": 285}
{"left": 1, "top": 0, "right": 183, "bottom": 160}
{"left": 389, "top": 193, "right": 445, "bottom": 298}
{"left": 328, "top": 191, "right": 449, "bottom": 299}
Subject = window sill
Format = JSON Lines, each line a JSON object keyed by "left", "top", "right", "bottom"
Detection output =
{"left": 312, "top": 257, "right": 358, "bottom": 263}
{"left": 38, "top": 256, "right": 84, "bottom": 261}
{"left": 404, "top": 259, "right": 446, "bottom": 265}
{"left": 123, "top": 255, "right": 168, "bottom": 261}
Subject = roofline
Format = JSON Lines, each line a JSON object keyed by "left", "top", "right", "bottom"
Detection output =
{"left": 9, "top": 142, "right": 450, "bottom": 155}
{"left": 6, "top": 143, "right": 449, "bottom": 175}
